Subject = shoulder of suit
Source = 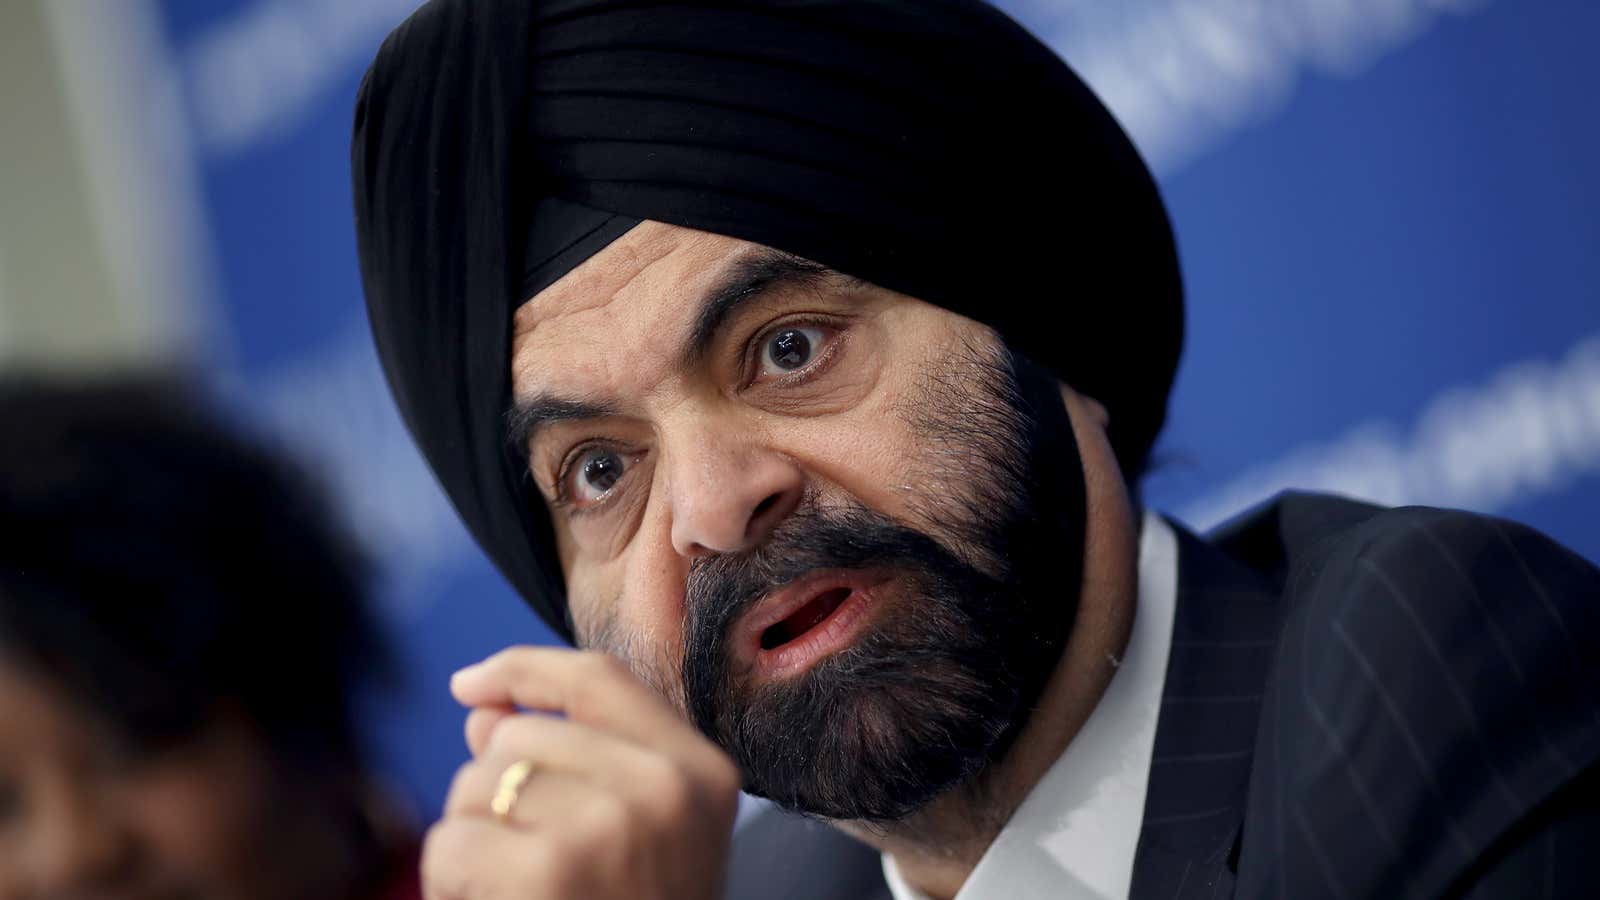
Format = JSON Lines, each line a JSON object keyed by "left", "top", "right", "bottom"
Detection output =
{"left": 1281, "top": 501, "right": 1599, "bottom": 645}
{"left": 1276, "top": 502, "right": 1600, "bottom": 750}
{"left": 1240, "top": 502, "right": 1600, "bottom": 896}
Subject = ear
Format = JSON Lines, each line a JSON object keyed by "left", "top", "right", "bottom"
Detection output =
{"left": 1058, "top": 384, "right": 1110, "bottom": 428}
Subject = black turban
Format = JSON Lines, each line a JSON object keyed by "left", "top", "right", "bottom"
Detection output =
{"left": 352, "top": 0, "right": 1183, "bottom": 640}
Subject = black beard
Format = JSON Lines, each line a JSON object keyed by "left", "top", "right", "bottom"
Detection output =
{"left": 680, "top": 343, "right": 1087, "bottom": 823}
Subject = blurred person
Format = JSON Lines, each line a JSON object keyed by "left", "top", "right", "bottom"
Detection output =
{"left": 0, "top": 375, "right": 421, "bottom": 900}
{"left": 351, "top": 1, "right": 1600, "bottom": 898}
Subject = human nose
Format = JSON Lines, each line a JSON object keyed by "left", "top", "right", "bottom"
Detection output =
{"left": 666, "top": 430, "right": 803, "bottom": 558}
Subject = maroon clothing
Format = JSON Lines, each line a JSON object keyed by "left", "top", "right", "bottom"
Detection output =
{"left": 370, "top": 846, "right": 422, "bottom": 900}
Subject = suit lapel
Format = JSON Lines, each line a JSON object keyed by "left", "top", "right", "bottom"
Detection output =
{"left": 1129, "top": 519, "right": 1284, "bottom": 899}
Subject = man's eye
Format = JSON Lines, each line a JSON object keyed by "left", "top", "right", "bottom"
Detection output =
{"left": 564, "top": 447, "right": 629, "bottom": 507}
{"left": 758, "top": 326, "right": 827, "bottom": 377}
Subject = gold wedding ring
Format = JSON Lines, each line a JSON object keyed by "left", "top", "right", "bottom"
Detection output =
{"left": 490, "top": 758, "right": 538, "bottom": 822}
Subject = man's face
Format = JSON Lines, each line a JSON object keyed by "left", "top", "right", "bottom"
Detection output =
{"left": 511, "top": 222, "right": 1083, "bottom": 821}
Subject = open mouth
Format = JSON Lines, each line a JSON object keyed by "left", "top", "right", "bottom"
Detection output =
{"left": 740, "top": 572, "right": 887, "bottom": 677}
{"left": 759, "top": 586, "right": 854, "bottom": 650}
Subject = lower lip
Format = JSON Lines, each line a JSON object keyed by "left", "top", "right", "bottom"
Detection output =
{"left": 754, "top": 588, "right": 876, "bottom": 679}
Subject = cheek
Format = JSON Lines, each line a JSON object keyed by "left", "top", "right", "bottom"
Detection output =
{"left": 565, "top": 562, "right": 623, "bottom": 646}
{"left": 569, "top": 549, "right": 689, "bottom": 689}
{"left": 785, "top": 370, "right": 946, "bottom": 527}
{"left": 790, "top": 306, "right": 1002, "bottom": 526}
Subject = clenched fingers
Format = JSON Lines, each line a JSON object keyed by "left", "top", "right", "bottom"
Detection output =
{"left": 447, "top": 715, "right": 724, "bottom": 826}
{"left": 464, "top": 705, "right": 512, "bottom": 756}
{"left": 451, "top": 648, "right": 732, "bottom": 783}
{"left": 451, "top": 648, "right": 679, "bottom": 743}
{"left": 431, "top": 647, "right": 741, "bottom": 899}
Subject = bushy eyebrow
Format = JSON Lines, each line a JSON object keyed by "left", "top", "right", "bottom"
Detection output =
{"left": 678, "top": 248, "right": 834, "bottom": 369}
{"left": 508, "top": 248, "right": 846, "bottom": 456}
{"left": 505, "top": 396, "right": 619, "bottom": 459}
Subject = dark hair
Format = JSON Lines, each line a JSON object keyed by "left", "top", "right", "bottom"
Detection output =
{"left": 0, "top": 373, "right": 388, "bottom": 773}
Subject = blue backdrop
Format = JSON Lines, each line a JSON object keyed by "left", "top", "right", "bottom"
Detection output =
{"left": 149, "top": 0, "right": 1600, "bottom": 819}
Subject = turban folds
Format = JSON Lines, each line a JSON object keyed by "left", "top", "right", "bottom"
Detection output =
{"left": 353, "top": 0, "right": 1183, "bottom": 639}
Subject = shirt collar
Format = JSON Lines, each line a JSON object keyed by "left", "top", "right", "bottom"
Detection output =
{"left": 883, "top": 510, "right": 1180, "bottom": 900}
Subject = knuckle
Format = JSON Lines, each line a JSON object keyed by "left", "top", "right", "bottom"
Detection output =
{"left": 567, "top": 652, "right": 625, "bottom": 717}
{"left": 511, "top": 839, "right": 558, "bottom": 888}
{"left": 485, "top": 839, "right": 559, "bottom": 900}
{"left": 635, "top": 749, "right": 679, "bottom": 783}
{"left": 580, "top": 650, "right": 628, "bottom": 683}
{"left": 702, "top": 752, "right": 743, "bottom": 799}
{"left": 580, "top": 791, "right": 634, "bottom": 840}
{"left": 525, "top": 829, "right": 593, "bottom": 892}
{"left": 443, "top": 762, "right": 483, "bottom": 815}
{"left": 420, "top": 821, "right": 471, "bottom": 888}
{"left": 482, "top": 645, "right": 531, "bottom": 676}
{"left": 501, "top": 644, "right": 558, "bottom": 681}
{"left": 481, "top": 716, "right": 525, "bottom": 758}
{"left": 645, "top": 761, "right": 695, "bottom": 818}
{"left": 539, "top": 850, "right": 587, "bottom": 898}
{"left": 565, "top": 683, "right": 602, "bottom": 724}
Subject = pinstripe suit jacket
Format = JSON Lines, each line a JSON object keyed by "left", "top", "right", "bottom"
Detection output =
{"left": 1133, "top": 492, "right": 1600, "bottom": 899}
{"left": 726, "top": 492, "right": 1600, "bottom": 900}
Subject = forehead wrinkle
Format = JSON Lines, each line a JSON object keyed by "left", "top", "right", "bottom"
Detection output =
{"left": 517, "top": 294, "right": 682, "bottom": 407}
{"left": 514, "top": 226, "right": 684, "bottom": 342}
{"left": 512, "top": 228, "right": 685, "bottom": 403}
{"left": 513, "top": 228, "right": 775, "bottom": 405}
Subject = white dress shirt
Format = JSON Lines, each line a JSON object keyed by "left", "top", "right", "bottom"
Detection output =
{"left": 882, "top": 511, "right": 1180, "bottom": 900}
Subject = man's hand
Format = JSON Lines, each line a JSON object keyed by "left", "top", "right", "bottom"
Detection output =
{"left": 423, "top": 648, "right": 743, "bottom": 900}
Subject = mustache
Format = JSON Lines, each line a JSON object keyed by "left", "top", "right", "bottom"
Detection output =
{"left": 679, "top": 497, "right": 1025, "bottom": 820}
{"left": 682, "top": 502, "right": 986, "bottom": 652}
